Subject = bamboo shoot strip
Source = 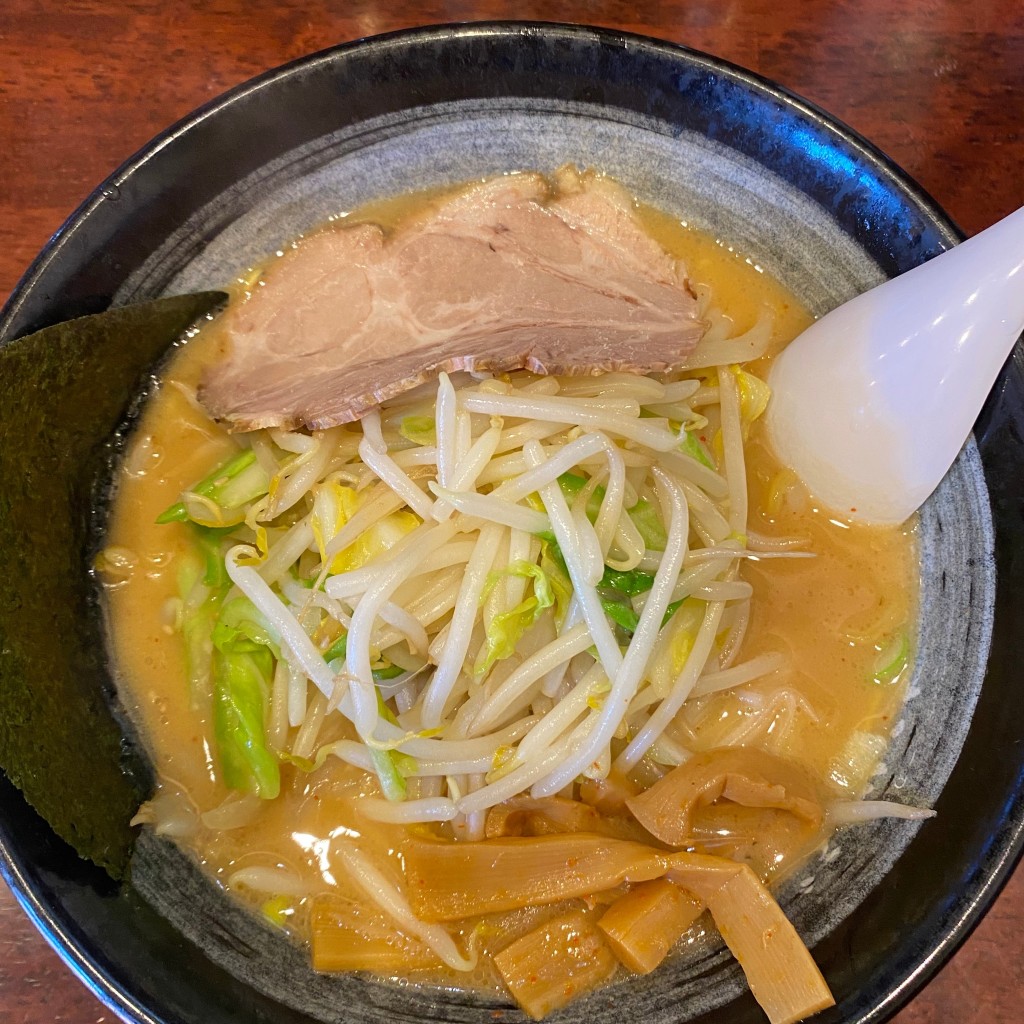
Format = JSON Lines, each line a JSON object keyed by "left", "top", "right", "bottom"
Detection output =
{"left": 334, "top": 844, "right": 475, "bottom": 972}
{"left": 494, "top": 911, "right": 618, "bottom": 1021}
{"left": 310, "top": 895, "right": 442, "bottom": 973}
{"left": 597, "top": 879, "right": 704, "bottom": 974}
{"left": 665, "top": 861, "right": 834, "bottom": 1024}
{"left": 403, "top": 834, "right": 667, "bottom": 920}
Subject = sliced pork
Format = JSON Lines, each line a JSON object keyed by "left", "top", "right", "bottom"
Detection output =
{"left": 199, "top": 171, "right": 705, "bottom": 430}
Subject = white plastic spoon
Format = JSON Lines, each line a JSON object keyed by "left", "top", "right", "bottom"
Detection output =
{"left": 767, "top": 204, "right": 1024, "bottom": 525}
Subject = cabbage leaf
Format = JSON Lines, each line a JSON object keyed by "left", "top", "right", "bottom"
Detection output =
{"left": 475, "top": 560, "right": 557, "bottom": 675}
{"left": 210, "top": 596, "right": 281, "bottom": 799}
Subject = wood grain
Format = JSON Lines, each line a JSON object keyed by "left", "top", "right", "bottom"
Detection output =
{"left": 1, "top": 1, "right": 1022, "bottom": 1021}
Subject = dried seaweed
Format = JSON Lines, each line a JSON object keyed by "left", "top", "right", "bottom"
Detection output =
{"left": 0, "top": 292, "right": 225, "bottom": 877}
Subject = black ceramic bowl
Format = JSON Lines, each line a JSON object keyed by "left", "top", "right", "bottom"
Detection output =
{"left": 2, "top": 22, "right": 1023, "bottom": 1024}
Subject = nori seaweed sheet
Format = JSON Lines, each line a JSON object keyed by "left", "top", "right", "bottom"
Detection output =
{"left": 0, "top": 292, "right": 226, "bottom": 878}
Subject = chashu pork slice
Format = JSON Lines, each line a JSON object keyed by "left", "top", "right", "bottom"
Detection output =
{"left": 199, "top": 172, "right": 706, "bottom": 431}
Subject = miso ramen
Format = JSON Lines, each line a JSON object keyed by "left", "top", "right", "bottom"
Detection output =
{"left": 99, "top": 171, "right": 923, "bottom": 1024}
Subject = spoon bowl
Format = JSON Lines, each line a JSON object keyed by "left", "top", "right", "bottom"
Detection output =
{"left": 767, "top": 204, "right": 1024, "bottom": 524}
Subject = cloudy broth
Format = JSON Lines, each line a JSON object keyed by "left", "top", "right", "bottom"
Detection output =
{"left": 101, "top": 180, "right": 916, "bottom": 995}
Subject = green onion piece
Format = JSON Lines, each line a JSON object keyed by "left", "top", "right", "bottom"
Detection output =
{"left": 215, "top": 459, "right": 271, "bottom": 510}
{"left": 372, "top": 662, "right": 406, "bottom": 681}
{"left": 158, "top": 505, "right": 191, "bottom": 525}
{"left": 157, "top": 448, "right": 267, "bottom": 524}
{"left": 194, "top": 526, "right": 231, "bottom": 590}
{"left": 323, "top": 634, "right": 348, "bottom": 662}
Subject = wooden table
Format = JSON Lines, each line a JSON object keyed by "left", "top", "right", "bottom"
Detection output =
{"left": 1, "top": 2, "right": 1021, "bottom": 1021}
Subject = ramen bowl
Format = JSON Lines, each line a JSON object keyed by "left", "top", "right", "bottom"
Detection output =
{"left": 1, "top": 22, "right": 1022, "bottom": 1024}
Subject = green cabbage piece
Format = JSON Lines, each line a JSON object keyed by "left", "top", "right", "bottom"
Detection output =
{"left": 629, "top": 498, "right": 667, "bottom": 550}
{"left": 557, "top": 472, "right": 667, "bottom": 551}
{"left": 212, "top": 648, "right": 280, "bottom": 800}
{"left": 475, "top": 560, "right": 558, "bottom": 675}
{"left": 600, "top": 566, "right": 656, "bottom": 595}
{"left": 323, "top": 633, "right": 407, "bottom": 680}
{"left": 399, "top": 415, "right": 437, "bottom": 446}
{"left": 600, "top": 597, "right": 640, "bottom": 633}
{"left": 556, "top": 472, "right": 606, "bottom": 521}
{"left": 370, "top": 691, "right": 416, "bottom": 801}
{"left": 539, "top": 541, "right": 573, "bottom": 627}
{"left": 178, "top": 526, "right": 233, "bottom": 700}
{"left": 680, "top": 429, "right": 715, "bottom": 469}
{"left": 210, "top": 597, "right": 281, "bottom": 799}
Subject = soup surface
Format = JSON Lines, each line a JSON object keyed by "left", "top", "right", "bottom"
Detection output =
{"left": 101, "top": 174, "right": 917, "bottom": 1019}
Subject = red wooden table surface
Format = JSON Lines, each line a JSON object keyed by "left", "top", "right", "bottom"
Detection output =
{"left": 1, "top": 2, "right": 1022, "bottom": 1022}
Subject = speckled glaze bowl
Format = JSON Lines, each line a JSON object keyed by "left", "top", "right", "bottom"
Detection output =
{"left": 1, "top": 22, "right": 1022, "bottom": 1024}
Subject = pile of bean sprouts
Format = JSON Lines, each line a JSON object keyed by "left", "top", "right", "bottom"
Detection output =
{"left": 202, "top": 300, "right": 834, "bottom": 838}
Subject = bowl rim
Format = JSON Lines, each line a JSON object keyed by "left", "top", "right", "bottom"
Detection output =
{"left": 1, "top": 19, "right": 1020, "bottom": 1024}
{"left": 1, "top": 20, "right": 966, "bottom": 337}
